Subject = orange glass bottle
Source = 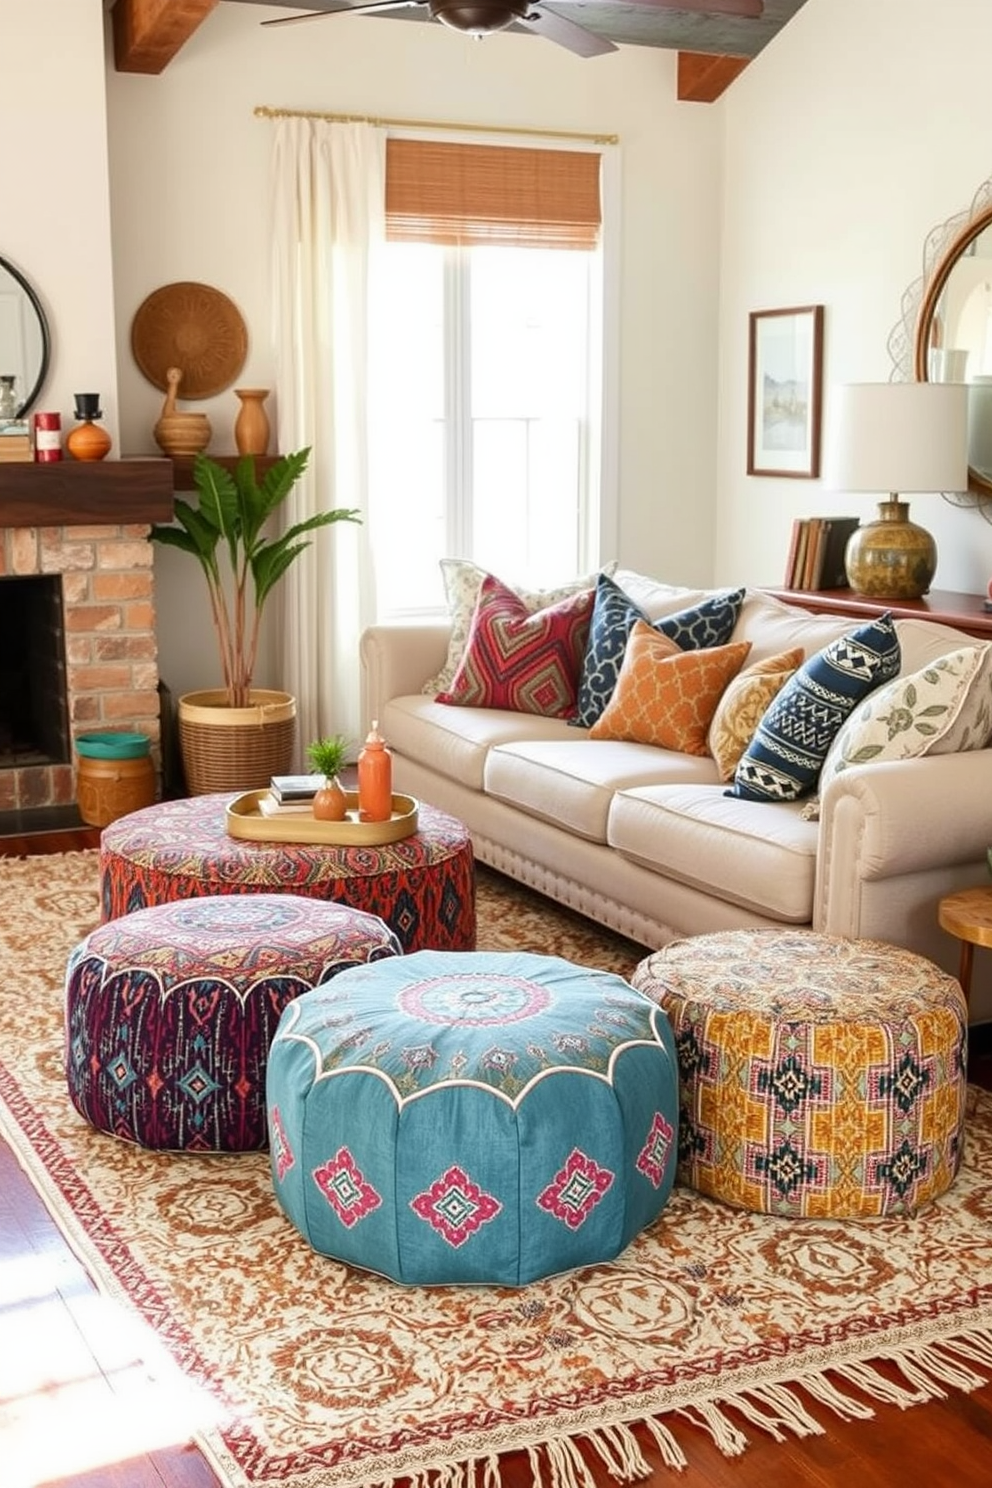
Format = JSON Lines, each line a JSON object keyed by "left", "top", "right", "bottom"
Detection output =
{"left": 357, "top": 719, "right": 393, "bottom": 822}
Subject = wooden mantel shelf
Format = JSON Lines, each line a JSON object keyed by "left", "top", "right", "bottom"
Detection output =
{"left": 0, "top": 458, "right": 175, "bottom": 528}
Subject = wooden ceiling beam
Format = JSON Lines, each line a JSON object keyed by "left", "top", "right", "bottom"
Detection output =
{"left": 677, "top": 51, "right": 751, "bottom": 103}
{"left": 112, "top": 0, "right": 220, "bottom": 75}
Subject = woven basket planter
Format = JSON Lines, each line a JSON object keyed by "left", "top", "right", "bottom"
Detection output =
{"left": 178, "top": 689, "right": 296, "bottom": 796}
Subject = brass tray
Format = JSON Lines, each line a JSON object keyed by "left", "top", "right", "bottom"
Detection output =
{"left": 226, "top": 790, "right": 419, "bottom": 846}
{"left": 131, "top": 281, "right": 248, "bottom": 398}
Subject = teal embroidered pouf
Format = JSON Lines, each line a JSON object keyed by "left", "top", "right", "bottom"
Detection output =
{"left": 266, "top": 950, "right": 680, "bottom": 1286}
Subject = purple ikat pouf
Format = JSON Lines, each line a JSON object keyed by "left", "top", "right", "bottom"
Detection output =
{"left": 267, "top": 950, "right": 680, "bottom": 1285}
{"left": 65, "top": 893, "right": 401, "bottom": 1152}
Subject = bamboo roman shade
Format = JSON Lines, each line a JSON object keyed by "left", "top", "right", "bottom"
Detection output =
{"left": 385, "top": 139, "right": 602, "bottom": 249}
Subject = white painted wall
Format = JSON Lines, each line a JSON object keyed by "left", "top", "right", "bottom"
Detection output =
{"left": 105, "top": 2, "right": 723, "bottom": 695}
{"left": 0, "top": 0, "right": 120, "bottom": 441}
{"left": 717, "top": 0, "right": 992, "bottom": 595}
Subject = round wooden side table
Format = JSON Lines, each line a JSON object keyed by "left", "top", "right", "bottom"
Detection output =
{"left": 937, "top": 886, "right": 992, "bottom": 1008}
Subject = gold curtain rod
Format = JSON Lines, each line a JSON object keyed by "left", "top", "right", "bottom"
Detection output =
{"left": 254, "top": 104, "right": 617, "bottom": 146}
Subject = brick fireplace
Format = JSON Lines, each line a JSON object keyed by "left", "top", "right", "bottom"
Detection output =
{"left": 0, "top": 461, "right": 174, "bottom": 817}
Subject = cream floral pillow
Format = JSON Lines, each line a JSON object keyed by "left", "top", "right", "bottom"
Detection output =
{"left": 707, "top": 647, "right": 804, "bottom": 782}
{"left": 819, "top": 643, "right": 992, "bottom": 791}
{"left": 423, "top": 558, "right": 616, "bottom": 695}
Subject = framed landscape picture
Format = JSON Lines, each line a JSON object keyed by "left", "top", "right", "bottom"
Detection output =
{"left": 747, "top": 305, "right": 824, "bottom": 478}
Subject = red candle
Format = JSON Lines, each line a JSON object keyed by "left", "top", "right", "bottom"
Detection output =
{"left": 34, "top": 411, "right": 62, "bottom": 462}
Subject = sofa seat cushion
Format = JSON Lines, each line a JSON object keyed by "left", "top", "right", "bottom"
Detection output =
{"left": 382, "top": 696, "right": 578, "bottom": 791}
{"left": 608, "top": 784, "right": 819, "bottom": 922}
{"left": 485, "top": 740, "right": 719, "bottom": 842}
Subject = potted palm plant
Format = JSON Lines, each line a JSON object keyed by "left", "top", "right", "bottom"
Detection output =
{"left": 150, "top": 449, "right": 360, "bottom": 794}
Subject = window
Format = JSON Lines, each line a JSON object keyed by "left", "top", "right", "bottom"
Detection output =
{"left": 367, "top": 137, "right": 615, "bottom": 618}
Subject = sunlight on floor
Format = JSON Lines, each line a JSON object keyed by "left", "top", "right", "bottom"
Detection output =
{"left": 0, "top": 1259, "right": 222, "bottom": 1488}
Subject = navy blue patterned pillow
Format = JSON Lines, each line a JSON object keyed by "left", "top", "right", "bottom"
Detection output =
{"left": 727, "top": 614, "right": 901, "bottom": 803}
{"left": 573, "top": 575, "right": 746, "bottom": 728}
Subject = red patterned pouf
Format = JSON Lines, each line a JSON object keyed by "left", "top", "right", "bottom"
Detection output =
{"left": 65, "top": 894, "right": 402, "bottom": 1151}
{"left": 99, "top": 794, "right": 475, "bottom": 953}
{"left": 631, "top": 929, "right": 968, "bottom": 1219}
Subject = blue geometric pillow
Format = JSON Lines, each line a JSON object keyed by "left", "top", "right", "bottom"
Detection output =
{"left": 574, "top": 574, "right": 746, "bottom": 728}
{"left": 727, "top": 614, "right": 901, "bottom": 803}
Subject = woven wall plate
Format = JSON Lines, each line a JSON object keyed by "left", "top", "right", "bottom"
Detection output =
{"left": 131, "top": 281, "right": 248, "bottom": 399}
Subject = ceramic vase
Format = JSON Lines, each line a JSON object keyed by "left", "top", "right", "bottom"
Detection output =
{"left": 234, "top": 388, "right": 271, "bottom": 457}
{"left": 312, "top": 776, "right": 348, "bottom": 821}
{"left": 66, "top": 393, "right": 112, "bottom": 462}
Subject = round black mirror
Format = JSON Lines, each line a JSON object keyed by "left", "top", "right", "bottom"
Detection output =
{"left": 0, "top": 254, "right": 51, "bottom": 419}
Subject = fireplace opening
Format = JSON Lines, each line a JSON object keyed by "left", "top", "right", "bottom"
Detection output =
{"left": 0, "top": 575, "right": 70, "bottom": 769}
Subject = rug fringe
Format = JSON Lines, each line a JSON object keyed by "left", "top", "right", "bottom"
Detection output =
{"left": 509, "top": 1329, "right": 992, "bottom": 1486}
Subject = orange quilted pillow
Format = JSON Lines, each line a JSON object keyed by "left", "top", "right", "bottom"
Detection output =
{"left": 707, "top": 647, "right": 805, "bottom": 781}
{"left": 589, "top": 621, "right": 752, "bottom": 755}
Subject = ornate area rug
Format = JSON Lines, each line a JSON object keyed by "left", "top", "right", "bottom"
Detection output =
{"left": 2, "top": 850, "right": 992, "bottom": 1488}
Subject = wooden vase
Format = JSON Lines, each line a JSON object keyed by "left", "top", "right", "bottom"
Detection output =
{"left": 234, "top": 388, "right": 271, "bottom": 457}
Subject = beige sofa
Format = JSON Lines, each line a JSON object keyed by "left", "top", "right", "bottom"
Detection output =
{"left": 361, "top": 574, "right": 992, "bottom": 1021}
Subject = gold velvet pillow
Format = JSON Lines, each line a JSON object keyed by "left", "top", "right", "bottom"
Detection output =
{"left": 707, "top": 647, "right": 805, "bottom": 781}
{"left": 589, "top": 621, "right": 752, "bottom": 755}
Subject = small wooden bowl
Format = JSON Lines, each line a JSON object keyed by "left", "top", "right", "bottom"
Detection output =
{"left": 154, "top": 412, "right": 212, "bottom": 457}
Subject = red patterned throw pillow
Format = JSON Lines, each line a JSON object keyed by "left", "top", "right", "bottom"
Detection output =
{"left": 436, "top": 574, "right": 594, "bottom": 717}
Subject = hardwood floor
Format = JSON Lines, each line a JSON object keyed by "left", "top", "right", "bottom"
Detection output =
{"left": 2, "top": 834, "right": 991, "bottom": 1487}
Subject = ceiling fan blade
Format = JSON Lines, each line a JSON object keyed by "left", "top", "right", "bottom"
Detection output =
{"left": 620, "top": 0, "right": 762, "bottom": 17}
{"left": 515, "top": 7, "right": 617, "bottom": 56}
{"left": 261, "top": 2, "right": 420, "bottom": 25}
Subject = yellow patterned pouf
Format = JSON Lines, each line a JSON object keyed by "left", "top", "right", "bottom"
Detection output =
{"left": 631, "top": 929, "right": 967, "bottom": 1218}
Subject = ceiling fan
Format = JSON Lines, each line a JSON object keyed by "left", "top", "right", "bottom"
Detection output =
{"left": 260, "top": 0, "right": 763, "bottom": 61}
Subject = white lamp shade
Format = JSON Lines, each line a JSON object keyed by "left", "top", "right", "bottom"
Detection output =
{"left": 825, "top": 382, "right": 969, "bottom": 494}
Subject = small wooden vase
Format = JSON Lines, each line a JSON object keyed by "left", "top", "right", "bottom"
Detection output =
{"left": 312, "top": 776, "right": 348, "bottom": 821}
{"left": 234, "top": 388, "right": 271, "bottom": 457}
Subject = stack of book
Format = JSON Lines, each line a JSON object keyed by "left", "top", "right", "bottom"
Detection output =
{"left": 783, "top": 516, "right": 860, "bottom": 590}
{"left": 258, "top": 773, "right": 325, "bottom": 818}
{"left": 0, "top": 421, "right": 32, "bottom": 462}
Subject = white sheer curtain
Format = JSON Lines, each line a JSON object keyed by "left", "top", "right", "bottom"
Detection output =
{"left": 269, "top": 116, "right": 386, "bottom": 758}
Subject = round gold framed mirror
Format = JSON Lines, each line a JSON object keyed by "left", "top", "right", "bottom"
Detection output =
{"left": 914, "top": 203, "right": 992, "bottom": 497}
{"left": 893, "top": 173, "right": 992, "bottom": 508}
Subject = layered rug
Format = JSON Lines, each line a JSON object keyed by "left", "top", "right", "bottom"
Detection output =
{"left": 2, "top": 851, "right": 992, "bottom": 1488}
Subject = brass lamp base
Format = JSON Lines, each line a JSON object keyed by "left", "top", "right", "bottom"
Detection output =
{"left": 844, "top": 499, "right": 937, "bottom": 600}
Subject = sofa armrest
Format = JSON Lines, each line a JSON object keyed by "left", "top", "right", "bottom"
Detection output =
{"left": 815, "top": 750, "right": 992, "bottom": 935}
{"left": 360, "top": 622, "right": 452, "bottom": 725}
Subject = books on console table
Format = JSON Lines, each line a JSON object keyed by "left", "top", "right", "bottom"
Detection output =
{"left": 783, "top": 515, "right": 860, "bottom": 590}
{"left": 270, "top": 773, "right": 324, "bottom": 803}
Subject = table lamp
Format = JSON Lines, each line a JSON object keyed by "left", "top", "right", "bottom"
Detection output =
{"left": 825, "top": 381, "right": 969, "bottom": 599}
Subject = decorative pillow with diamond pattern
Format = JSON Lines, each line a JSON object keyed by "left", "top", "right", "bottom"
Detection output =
{"left": 574, "top": 573, "right": 747, "bottom": 728}
{"left": 423, "top": 558, "right": 616, "bottom": 695}
{"left": 436, "top": 573, "right": 594, "bottom": 717}
{"left": 728, "top": 614, "right": 901, "bottom": 803}
{"left": 589, "top": 621, "right": 752, "bottom": 755}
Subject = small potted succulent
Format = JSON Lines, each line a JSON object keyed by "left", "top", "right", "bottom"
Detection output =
{"left": 306, "top": 734, "right": 350, "bottom": 821}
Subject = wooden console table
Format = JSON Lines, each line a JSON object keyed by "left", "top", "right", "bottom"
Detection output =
{"left": 763, "top": 587, "right": 992, "bottom": 642}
